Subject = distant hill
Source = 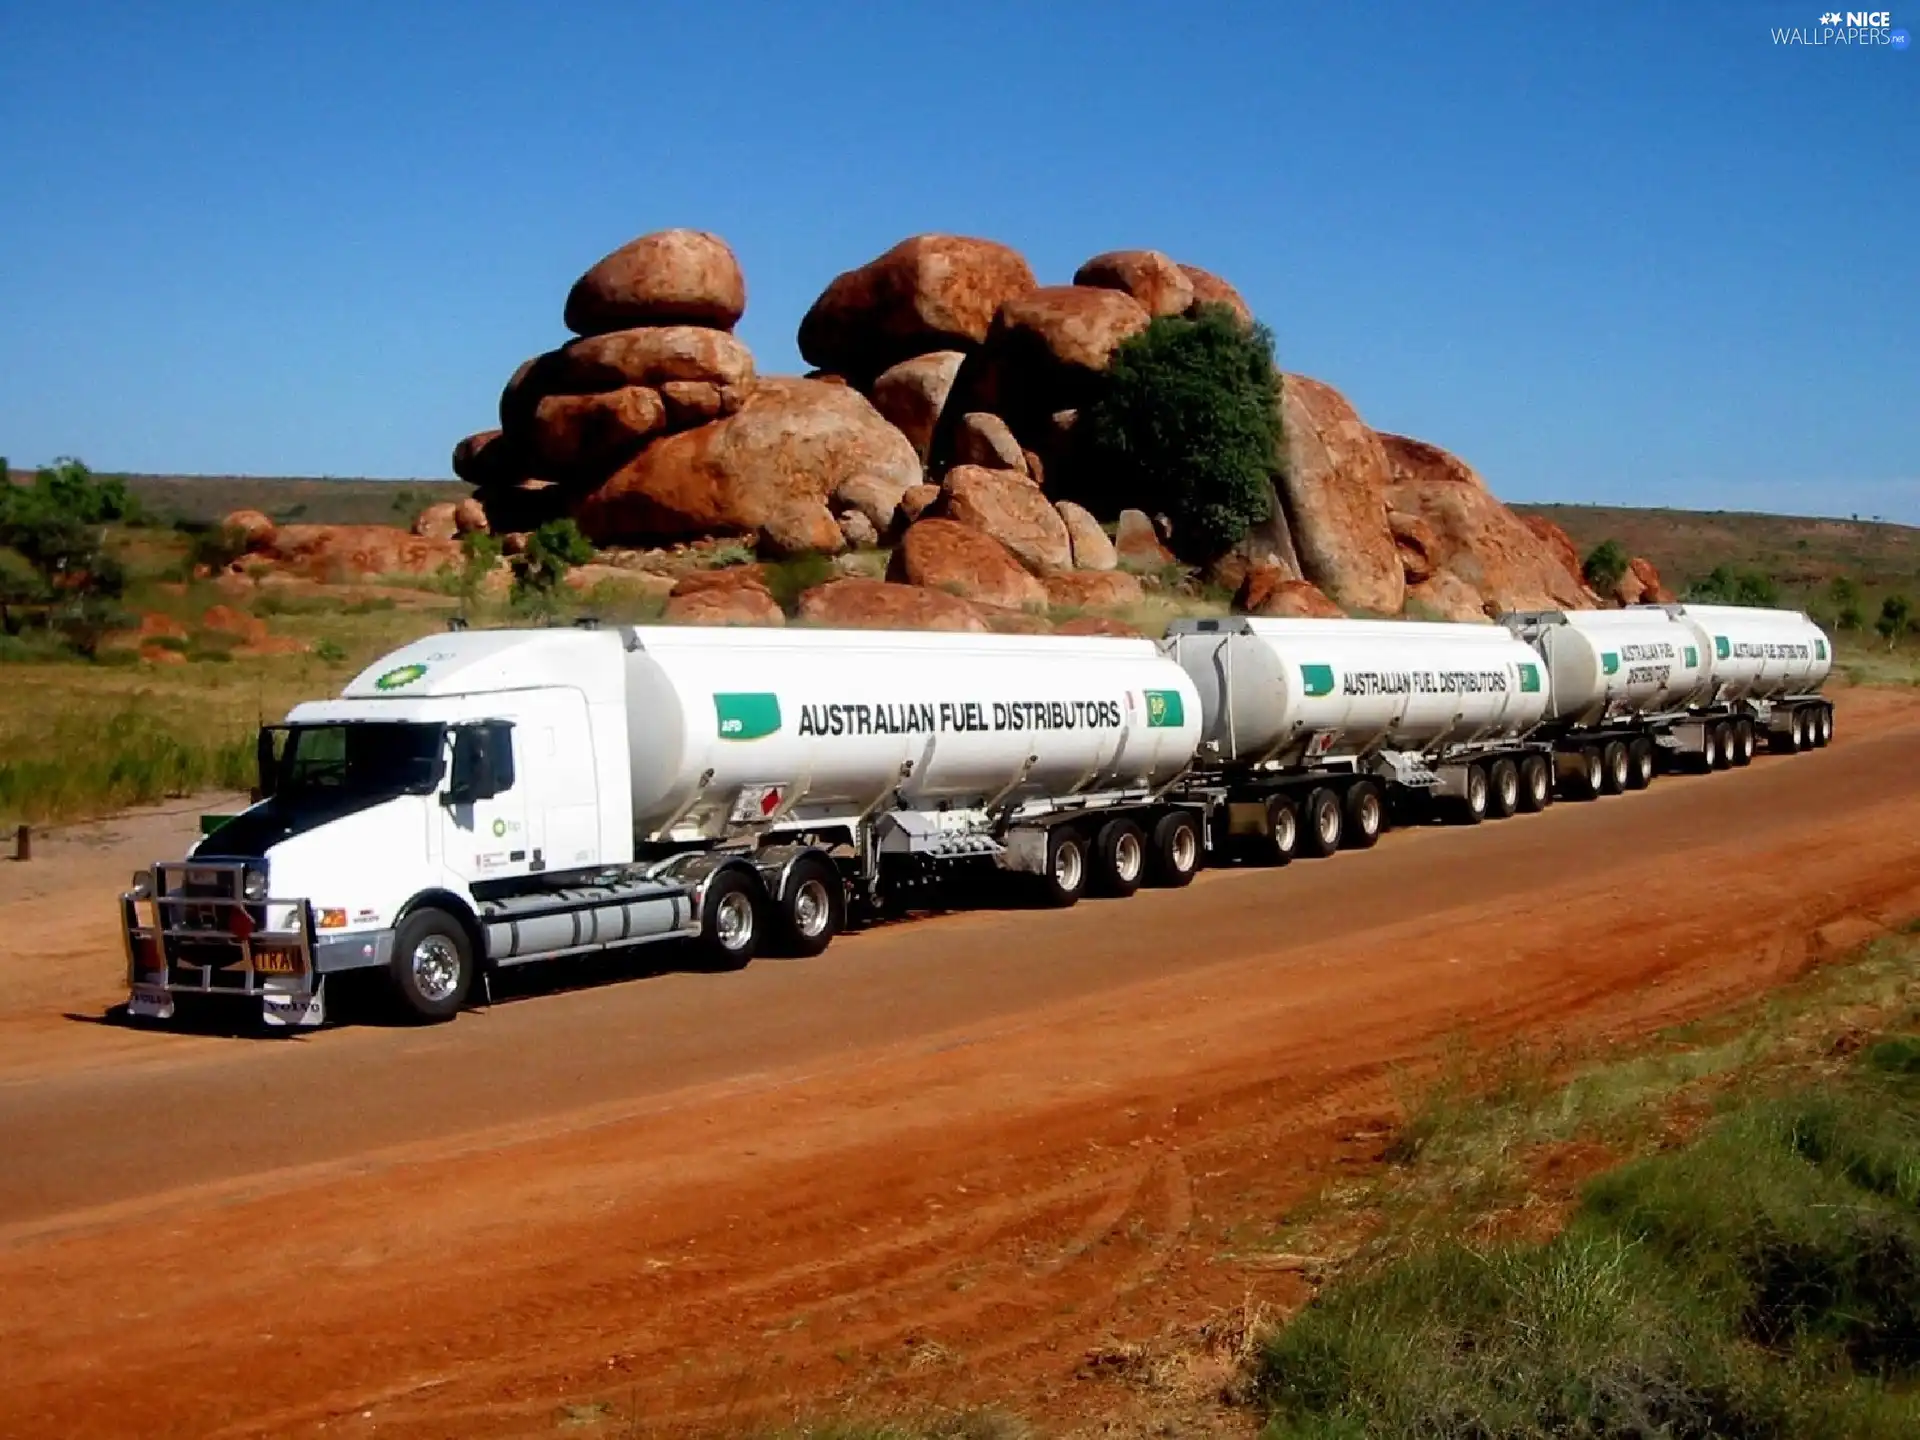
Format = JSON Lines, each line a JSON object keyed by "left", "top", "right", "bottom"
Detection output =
{"left": 5, "top": 470, "right": 468, "bottom": 527}
{"left": 1515, "top": 504, "right": 1920, "bottom": 600}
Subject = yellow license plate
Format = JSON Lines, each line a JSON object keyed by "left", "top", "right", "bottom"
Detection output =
{"left": 252, "top": 948, "right": 303, "bottom": 975}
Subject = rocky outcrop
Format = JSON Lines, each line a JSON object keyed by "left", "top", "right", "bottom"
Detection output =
{"left": 1234, "top": 567, "right": 1344, "bottom": 619}
{"left": 1387, "top": 509, "right": 1438, "bottom": 585}
{"left": 1043, "top": 570, "right": 1143, "bottom": 610}
{"left": 452, "top": 498, "right": 489, "bottom": 535}
{"left": 759, "top": 500, "right": 846, "bottom": 557}
{"left": 972, "top": 286, "right": 1151, "bottom": 419}
{"left": 1073, "top": 249, "right": 1194, "bottom": 318}
{"left": 1385, "top": 472, "right": 1587, "bottom": 617}
{"left": 1520, "top": 514, "right": 1587, "bottom": 593}
{"left": 562, "top": 564, "right": 677, "bottom": 602}
{"left": 264, "top": 525, "right": 462, "bottom": 579}
{"left": 1055, "top": 500, "right": 1116, "bottom": 571}
{"left": 669, "top": 564, "right": 769, "bottom": 597}
{"left": 1180, "top": 264, "right": 1253, "bottom": 324}
{"left": 798, "top": 235, "right": 1037, "bottom": 380}
{"left": 573, "top": 378, "right": 919, "bottom": 545}
{"left": 1053, "top": 615, "right": 1145, "bottom": 637}
{"left": 223, "top": 509, "right": 276, "bottom": 550}
{"left": 412, "top": 503, "right": 461, "bottom": 541}
{"left": 1277, "top": 375, "right": 1404, "bottom": 615}
{"left": 1114, "top": 510, "right": 1174, "bottom": 571}
{"left": 869, "top": 351, "right": 965, "bottom": 461}
{"left": 936, "top": 467, "right": 1071, "bottom": 574}
{"left": 663, "top": 584, "right": 784, "bottom": 626}
{"left": 952, "top": 412, "right": 1028, "bottom": 475}
{"left": 529, "top": 386, "right": 669, "bottom": 476}
{"left": 887, "top": 518, "right": 1046, "bottom": 611}
{"left": 796, "top": 578, "right": 987, "bottom": 633}
{"left": 832, "top": 474, "right": 907, "bottom": 535}
{"left": 897, "top": 483, "right": 941, "bottom": 526}
{"left": 1628, "top": 556, "right": 1674, "bottom": 605}
{"left": 563, "top": 229, "right": 746, "bottom": 336}
{"left": 1405, "top": 572, "right": 1490, "bottom": 622}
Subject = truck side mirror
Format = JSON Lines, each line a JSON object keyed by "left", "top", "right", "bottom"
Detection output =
{"left": 443, "top": 722, "right": 515, "bottom": 807}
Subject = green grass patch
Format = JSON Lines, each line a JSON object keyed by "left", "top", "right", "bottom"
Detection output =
{"left": 0, "top": 706, "right": 256, "bottom": 821}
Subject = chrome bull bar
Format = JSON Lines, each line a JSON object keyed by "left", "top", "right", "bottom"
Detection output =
{"left": 122, "top": 861, "right": 322, "bottom": 1025}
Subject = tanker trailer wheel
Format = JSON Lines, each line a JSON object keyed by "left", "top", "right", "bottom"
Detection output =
{"left": 1517, "top": 753, "right": 1553, "bottom": 813}
{"left": 1091, "top": 818, "right": 1147, "bottom": 898}
{"left": 1713, "top": 721, "right": 1738, "bottom": 770}
{"left": 772, "top": 853, "right": 844, "bottom": 958}
{"left": 1698, "top": 725, "right": 1721, "bottom": 771}
{"left": 1789, "top": 708, "right": 1810, "bottom": 753}
{"left": 1564, "top": 746, "right": 1604, "bottom": 800}
{"left": 1730, "top": 719, "right": 1754, "bottom": 767}
{"left": 1342, "top": 781, "right": 1385, "bottom": 850}
{"left": 1256, "top": 796, "right": 1301, "bottom": 867}
{"left": 1486, "top": 759, "right": 1520, "bottom": 819}
{"left": 1146, "top": 810, "right": 1202, "bottom": 888}
{"left": 1600, "top": 740, "right": 1630, "bottom": 795}
{"left": 389, "top": 907, "right": 474, "bottom": 1023}
{"left": 1453, "top": 764, "right": 1490, "bottom": 826}
{"left": 1039, "top": 827, "right": 1090, "bottom": 908}
{"left": 1627, "top": 737, "right": 1656, "bottom": 789}
{"left": 1301, "top": 787, "right": 1344, "bottom": 858}
{"left": 696, "top": 867, "right": 764, "bottom": 970}
{"left": 1814, "top": 705, "right": 1833, "bottom": 747}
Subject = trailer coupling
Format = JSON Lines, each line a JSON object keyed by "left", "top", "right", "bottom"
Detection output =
{"left": 121, "top": 861, "right": 392, "bottom": 1028}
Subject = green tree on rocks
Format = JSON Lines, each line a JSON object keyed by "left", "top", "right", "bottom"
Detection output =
{"left": 509, "top": 518, "right": 593, "bottom": 616}
{"left": 1078, "top": 304, "right": 1281, "bottom": 562}
{"left": 1582, "top": 539, "right": 1629, "bottom": 594}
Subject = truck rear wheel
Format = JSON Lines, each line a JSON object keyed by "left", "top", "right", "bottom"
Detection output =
{"left": 1454, "top": 764, "right": 1489, "bottom": 825}
{"left": 1256, "top": 796, "right": 1300, "bottom": 867}
{"left": 1813, "top": 705, "right": 1833, "bottom": 748}
{"left": 1699, "top": 725, "right": 1721, "bottom": 771}
{"left": 1091, "top": 818, "right": 1147, "bottom": 898}
{"left": 1039, "top": 828, "right": 1089, "bottom": 907}
{"left": 1343, "top": 780, "right": 1384, "bottom": 850}
{"left": 697, "top": 867, "right": 764, "bottom": 970}
{"left": 1563, "top": 746, "right": 1603, "bottom": 800}
{"left": 1627, "top": 737, "right": 1655, "bottom": 789}
{"left": 1730, "top": 719, "right": 1754, "bottom": 767}
{"left": 389, "top": 907, "right": 473, "bottom": 1023}
{"left": 1599, "top": 740, "right": 1628, "bottom": 795}
{"left": 1517, "top": 753, "right": 1552, "bottom": 813}
{"left": 1146, "top": 810, "right": 1202, "bottom": 888}
{"left": 1486, "top": 759, "right": 1519, "bottom": 819}
{"left": 1301, "top": 787, "right": 1344, "bottom": 858}
{"left": 772, "top": 853, "right": 843, "bottom": 958}
{"left": 1714, "top": 721, "right": 1737, "bottom": 769}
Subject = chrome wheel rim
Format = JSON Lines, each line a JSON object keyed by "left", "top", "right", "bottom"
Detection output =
{"left": 791, "top": 878, "right": 831, "bottom": 938}
{"left": 1113, "top": 833, "right": 1143, "bottom": 883}
{"left": 1359, "top": 793, "right": 1382, "bottom": 835}
{"left": 410, "top": 936, "right": 462, "bottom": 1003}
{"left": 715, "top": 890, "right": 754, "bottom": 950}
{"left": 1318, "top": 803, "right": 1340, "bottom": 846}
{"left": 1498, "top": 770, "right": 1518, "bottom": 807}
{"left": 1272, "top": 809, "right": 1297, "bottom": 853}
{"left": 1170, "top": 824, "right": 1198, "bottom": 873}
{"left": 1469, "top": 773, "right": 1487, "bottom": 813}
{"left": 1053, "top": 841, "right": 1084, "bottom": 892}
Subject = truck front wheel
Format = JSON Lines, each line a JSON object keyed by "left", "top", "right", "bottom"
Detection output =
{"left": 390, "top": 907, "right": 474, "bottom": 1023}
{"left": 773, "top": 854, "right": 843, "bottom": 958}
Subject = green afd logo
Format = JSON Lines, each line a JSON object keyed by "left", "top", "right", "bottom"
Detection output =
{"left": 1601, "top": 652, "right": 1620, "bottom": 676}
{"left": 1300, "top": 664, "right": 1335, "bottom": 698}
{"left": 714, "top": 692, "right": 781, "bottom": 741}
{"left": 1685, "top": 646, "right": 1699, "bottom": 668}
{"left": 491, "top": 818, "right": 507, "bottom": 838}
{"left": 1715, "top": 636, "right": 1731, "bottom": 660}
{"left": 374, "top": 663, "right": 428, "bottom": 691}
{"left": 1144, "top": 689, "right": 1185, "bottom": 728}
{"left": 1518, "top": 663, "right": 1542, "bottom": 694}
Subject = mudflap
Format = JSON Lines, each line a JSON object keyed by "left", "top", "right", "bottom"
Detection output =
{"left": 127, "top": 985, "right": 175, "bottom": 1022}
{"left": 262, "top": 981, "right": 326, "bottom": 1029}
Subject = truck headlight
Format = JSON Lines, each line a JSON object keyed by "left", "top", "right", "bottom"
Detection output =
{"left": 242, "top": 868, "right": 270, "bottom": 902}
{"left": 129, "top": 870, "right": 154, "bottom": 900}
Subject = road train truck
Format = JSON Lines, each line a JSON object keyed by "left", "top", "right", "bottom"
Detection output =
{"left": 123, "top": 625, "right": 1204, "bottom": 1026}
{"left": 1500, "top": 603, "right": 1833, "bottom": 794}
{"left": 1161, "top": 616, "right": 1557, "bottom": 854}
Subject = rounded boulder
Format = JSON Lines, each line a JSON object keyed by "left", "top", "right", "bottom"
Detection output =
{"left": 563, "top": 229, "right": 746, "bottom": 336}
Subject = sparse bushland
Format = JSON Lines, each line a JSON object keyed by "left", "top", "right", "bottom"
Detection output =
{"left": 1252, "top": 934, "right": 1920, "bottom": 1440}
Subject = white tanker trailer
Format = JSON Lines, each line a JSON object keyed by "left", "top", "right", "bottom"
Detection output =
{"left": 1160, "top": 616, "right": 1556, "bottom": 859}
{"left": 1502, "top": 603, "right": 1834, "bottom": 793}
{"left": 122, "top": 624, "right": 1205, "bottom": 1027}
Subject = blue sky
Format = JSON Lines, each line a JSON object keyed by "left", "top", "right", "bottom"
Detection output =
{"left": 1, "top": 2, "right": 1913, "bottom": 519}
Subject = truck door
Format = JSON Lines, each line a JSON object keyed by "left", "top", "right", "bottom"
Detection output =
{"left": 439, "top": 720, "right": 535, "bottom": 886}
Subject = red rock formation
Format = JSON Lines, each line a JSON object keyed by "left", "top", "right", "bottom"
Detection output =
{"left": 887, "top": 518, "right": 1046, "bottom": 611}
{"left": 1234, "top": 567, "right": 1344, "bottom": 619}
{"left": 663, "top": 585, "right": 784, "bottom": 627}
{"left": 1113, "top": 509, "right": 1174, "bottom": 571}
{"left": 1054, "top": 500, "right": 1116, "bottom": 571}
{"left": 796, "top": 578, "right": 987, "bottom": 633}
{"left": 936, "top": 467, "right": 1071, "bottom": 573}
{"left": 1073, "top": 250, "right": 1195, "bottom": 318}
{"left": 1178, "top": 263, "right": 1253, "bottom": 324}
{"left": 1043, "top": 570, "right": 1144, "bottom": 610}
{"left": 1276, "top": 374, "right": 1404, "bottom": 615}
{"left": 952, "top": 412, "right": 1028, "bottom": 475}
{"left": 563, "top": 229, "right": 746, "bottom": 336}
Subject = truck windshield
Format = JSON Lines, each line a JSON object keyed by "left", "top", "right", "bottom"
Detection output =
{"left": 274, "top": 723, "right": 447, "bottom": 799}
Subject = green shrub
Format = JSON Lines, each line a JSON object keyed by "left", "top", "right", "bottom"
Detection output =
{"left": 762, "top": 553, "right": 836, "bottom": 614}
{"left": 1582, "top": 538, "right": 1630, "bottom": 593}
{"left": 1687, "top": 564, "right": 1780, "bottom": 607}
{"left": 510, "top": 518, "right": 593, "bottom": 613}
{"left": 1875, "top": 595, "right": 1911, "bottom": 649}
{"left": 1077, "top": 305, "right": 1280, "bottom": 562}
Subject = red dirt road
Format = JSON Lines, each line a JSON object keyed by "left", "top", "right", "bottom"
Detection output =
{"left": 3, "top": 690, "right": 1920, "bottom": 1438}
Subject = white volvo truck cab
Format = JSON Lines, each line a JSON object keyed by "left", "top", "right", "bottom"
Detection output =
{"left": 123, "top": 630, "right": 710, "bottom": 1027}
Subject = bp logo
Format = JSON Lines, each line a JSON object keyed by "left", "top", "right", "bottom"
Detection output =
{"left": 374, "top": 663, "right": 428, "bottom": 691}
{"left": 491, "top": 818, "right": 507, "bottom": 838}
{"left": 1144, "top": 689, "right": 1186, "bottom": 728}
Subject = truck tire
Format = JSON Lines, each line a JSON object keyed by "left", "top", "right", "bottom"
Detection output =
{"left": 1730, "top": 719, "right": 1754, "bottom": 767}
{"left": 772, "top": 853, "right": 843, "bottom": 958}
{"left": 1091, "top": 818, "right": 1147, "bottom": 898}
{"left": 1714, "top": 721, "right": 1738, "bottom": 769}
{"left": 1301, "top": 787, "right": 1344, "bottom": 858}
{"left": 1454, "top": 764, "right": 1489, "bottom": 825}
{"left": 1486, "top": 758, "right": 1519, "bottom": 819}
{"left": 1257, "top": 796, "right": 1301, "bottom": 867}
{"left": 1517, "top": 753, "right": 1553, "bottom": 813}
{"left": 389, "top": 906, "right": 473, "bottom": 1023}
{"left": 1600, "top": 740, "right": 1630, "bottom": 795}
{"left": 1564, "top": 747, "right": 1603, "bottom": 801}
{"left": 1699, "top": 724, "right": 1721, "bottom": 771}
{"left": 1146, "top": 810, "right": 1202, "bottom": 888}
{"left": 696, "top": 867, "right": 764, "bottom": 970}
{"left": 1813, "top": 705, "right": 1833, "bottom": 748}
{"left": 1342, "top": 780, "right": 1384, "bottom": 850}
{"left": 1039, "top": 828, "right": 1089, "bottom": 907}
{"left": 1627, "top": 737, "right": 1656, "bottom": 789}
